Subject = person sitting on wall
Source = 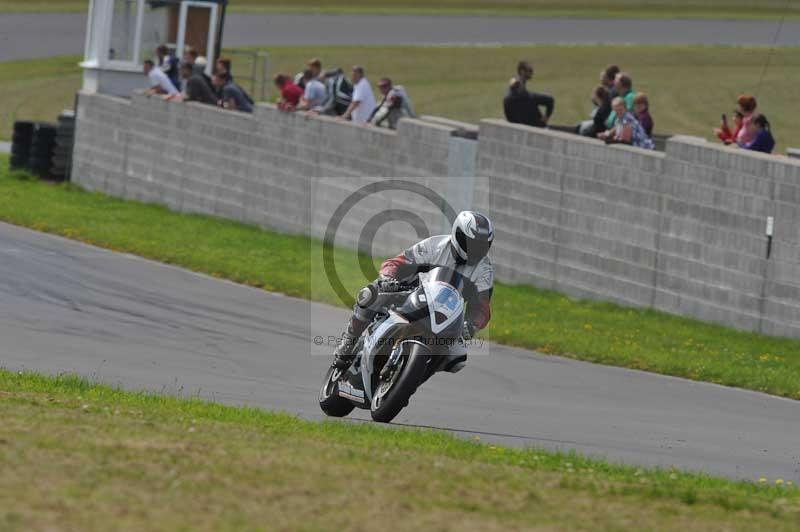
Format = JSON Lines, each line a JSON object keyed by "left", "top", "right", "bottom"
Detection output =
{"left": 213, "top": 71, "right": 253, "bottom": 113}
{"left": 633, "top": 92, "right": 653, "bottom": 137}
{"left": 598, "top": 96, "right": 655, "bottom": 150}
{"left": 600, "top": 64, "right": 620, "bottom": 99}
{"left": 340, "top": 66, "right": 376, "bottom": 125}
{"left": 273, "top": 73, "right": 303, "bottom": 111}
{"left": 738, "top": 113, "right": 775, "bottom": 154}
{"left": 732, "top": 94, "right": 758, "bottom": 146}
{"left": 576, "top": 85, "right": 611, "bottom": 137}
{"left": 368, "top": 78, "right": 416, "bottom": 129}
{"left": 143, "top": 59, "right": 178, "bottom": 97}
{"left": 515, "top": 60, "right": 534, "bottom": 90}
{"left": 604, "top": 72, "right": 635, "bottom": 129}
{"left": 166, "top": 63, "right": 217, "bottom": 105}
{"left": 714, "top": 109, "right": 744, "bottom": 145}
{"left": 503, "top": 77, "right": 554, "bottom": 128}
{"left": 156, "top": 44, "right": 180, "bottom": 89}
{"left": 296, "top": 69, "right": 328, "bottom": 111}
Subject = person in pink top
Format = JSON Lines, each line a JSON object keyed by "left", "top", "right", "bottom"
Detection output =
{"left": 734, "top": 94, "right": 758, "bottom": 146}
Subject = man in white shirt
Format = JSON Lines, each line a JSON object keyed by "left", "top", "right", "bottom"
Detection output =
{"left": 341, "top": 65, "right": 375, "bottom": 124}
{"left": 143, "top": 60, "right": 178, "bottom": 96}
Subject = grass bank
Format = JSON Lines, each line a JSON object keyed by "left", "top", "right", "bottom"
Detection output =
{"left": 0, "top": 369, "right": 798, "bottom": 531}
{"left": 1, "top": 0, "right": 798, "bottom": 19}
{"left": 1, "top": 155, "right": 800, "bottom": 400}
{"left": 2, "top": 45, "right": 799, "bottom": 152}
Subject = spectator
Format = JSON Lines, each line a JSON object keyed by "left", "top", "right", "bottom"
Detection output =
{"left": 598, "top": 96, "right": 655, "bottom": 150}
{"left": 600, "top": 64, "right": 620, "bottom": 99}
{"left": 181, "top": 46, "right": 214, "bottom": 93}
{"left": 633, "top": 92, "right": 653, "bottom": 136}
{"left": 273, "top": 73, "right": 303, "bottom": 111}
{"left": 577, "top": 85, "right": 611, "bottom": 137}
{"left": 605, "top": 72, "right": 635, "bottom": 129}
{"left": 156, "top": 44, "right": 180, "bottom": 89}
{"left": 216, "top": 57, "right": 233, "bottom": 79}
{"left": 738, "top": 113, "right": 775, "bottom": 154}
{"left": 341, "top": 66, "right": 376, "bottom": 124}
{"left": 368, "top": 78, "right": 416, "bottom": 129}
{"left": 293, "top": 58, "right": 323, "bottom": 90}
{"left": 516, "top": 60, "right": 534, "bottom": 89}
{"left": 143, "top": 59, "right": 178, "bottom": 96}
{"left": 168, "top": 62, "right": 217, "bottom": 105}
{"left": 214, "top": 71, "right": 253, "bottom": 113}
{"left": 503, "top": 77, "right": 554, "bottom": 128}
{"left": 317, "top": 67, "right": 353, "bottom": 116}
{"left": 183, "top": 47, "right": 205, "bottom": 77}
{"left": 714, "top": 110, "right": 744, "bottom": 145}
{"left": 297, "top": 69, "right": 327, "bottom": 111}
{"left": 734, "top": 94, "right": 758, "bottom": 146}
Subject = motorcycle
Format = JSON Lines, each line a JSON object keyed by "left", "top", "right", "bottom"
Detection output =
{"left": 319, "top": 266, "right": 467, "bottom": 423}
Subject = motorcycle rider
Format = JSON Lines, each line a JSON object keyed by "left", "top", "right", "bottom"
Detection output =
{"left": 333, "top": 211, "right": 494, "bottom": 371}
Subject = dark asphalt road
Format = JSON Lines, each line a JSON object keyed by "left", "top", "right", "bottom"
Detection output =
{"left": 0, "top": 13, "right": 798, "bottom": 61}
{"left": 1, "top": 221, "right": 798, "bottom": 481}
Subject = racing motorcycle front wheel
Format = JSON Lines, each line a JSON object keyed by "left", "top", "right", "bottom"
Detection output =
{"left": 319, "top": 366, "right": 356, "bottom": 417}
{"left": 370, "top": 340, "right": 429, "bottom": 423}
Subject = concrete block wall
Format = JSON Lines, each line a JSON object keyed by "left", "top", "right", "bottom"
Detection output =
{"left": 476, "top": 119, "right": 665, "bottom": 309}
{"left": 72, "top": 91, "right": 800, "bottom": 339}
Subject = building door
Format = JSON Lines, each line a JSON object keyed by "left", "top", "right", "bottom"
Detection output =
{"left": 175, "top": 1, "right": 219, "bottom": 75}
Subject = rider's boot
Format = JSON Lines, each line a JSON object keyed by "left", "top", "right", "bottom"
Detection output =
{"left": 332, "top": 318, "right": 368, "bottom": 370}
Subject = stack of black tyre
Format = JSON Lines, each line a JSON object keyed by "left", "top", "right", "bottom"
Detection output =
{"left": 28, "top": 122, "right": 58, "bottom": 179}
{"left": 9, "top": 121, "right": 35, "bottom": 171}
{"left": 50, "top": 111, "right": 76, "bottom": 182}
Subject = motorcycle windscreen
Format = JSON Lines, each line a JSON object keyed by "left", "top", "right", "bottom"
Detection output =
{"left": 421, "top": 281, "right": 464, "bottom": 334}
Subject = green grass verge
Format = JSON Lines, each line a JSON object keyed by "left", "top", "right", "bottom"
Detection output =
{"left": 2, "top": 45, "right": 800, "bottom": 153}
{"left": 2, "top": 154, "right": 800, "bottom": 400}
{"left": 1, "top": 0, "right": 799, "bottom": 19}
{"left": 0, "top": 369, "right": 798, "bottom": 531}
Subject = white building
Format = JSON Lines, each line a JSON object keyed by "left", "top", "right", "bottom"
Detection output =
{"left": 81, "top": 0, "right": 227, "bottom": 97}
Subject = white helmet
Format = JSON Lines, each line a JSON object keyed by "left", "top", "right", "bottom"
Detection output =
{"left": 450, "top": 211, "right": 494, "bottom": 265}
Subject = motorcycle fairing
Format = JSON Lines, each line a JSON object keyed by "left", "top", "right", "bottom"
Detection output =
{"left": 361, "top": 310, "right": 409, "bottom": 403}
{"left": 422, "top": 281, "right": 464, "bottom": 334}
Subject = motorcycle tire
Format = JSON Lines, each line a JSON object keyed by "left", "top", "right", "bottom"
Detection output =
{"left": 318, "top": 365, "right": 356, "bottom": 417}
{"left": 370, "top": 341, "right": 429, "bottom": 423}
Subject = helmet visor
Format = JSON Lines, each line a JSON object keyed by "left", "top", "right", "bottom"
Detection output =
{"left": 464, "top": 237, "right": 492, "bottom": 264}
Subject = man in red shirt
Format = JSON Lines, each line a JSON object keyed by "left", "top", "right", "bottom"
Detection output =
{"left": 273, "top": 74, "right": 303, "bottom": 111}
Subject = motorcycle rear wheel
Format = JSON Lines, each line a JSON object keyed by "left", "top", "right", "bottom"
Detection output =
{"left": 370, "top": 341, "right": 429, "bottom": 423}
{"left": 318, "top": 366, "right": 356, "bottom": 417}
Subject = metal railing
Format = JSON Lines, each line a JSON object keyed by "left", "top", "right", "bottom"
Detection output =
{"left": 225, "top": 49, "right": 270, "bottom": 103}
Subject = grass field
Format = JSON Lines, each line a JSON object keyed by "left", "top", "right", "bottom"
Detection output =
{"left": 1, "top": 0, "right": 798, "bottom": 19}
{"left": 2, "top": 45, "right": 798, "bottom": 151}
{"left": 0, "top": 369, "right": 798, "bottom": 531}
{"left": 2, "top": 155, "right": 800, "bottom": 401}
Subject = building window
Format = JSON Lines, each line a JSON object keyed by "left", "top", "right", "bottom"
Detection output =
{"left": 108, "top": 0, "right": 139, "bottom": 62}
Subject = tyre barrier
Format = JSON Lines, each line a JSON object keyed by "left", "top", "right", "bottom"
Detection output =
{"left": 9, "top": 120, "right": 36, "bottom": 171}
{"left": 10, "top": 111, "right": 75, "bottom": 180}
{"left": 27, "top": 122, "right": 58, "bottom": 178}
{"left": 51, "top": 110, "right": 75, "bottom": 182}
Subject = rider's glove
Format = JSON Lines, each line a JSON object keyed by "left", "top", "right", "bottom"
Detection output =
{"left": 462, "top": 320, "right": 476, "bottom": 341}
{"left": 377, "top": 275, "right": 401, "bottom": 293}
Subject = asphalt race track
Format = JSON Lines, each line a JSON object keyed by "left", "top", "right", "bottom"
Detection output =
{"left": 1, "top": 13, "right": 800, "bottom": 61}
{"left": 1, "top": 221, "right": 798, "bottom": 481}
